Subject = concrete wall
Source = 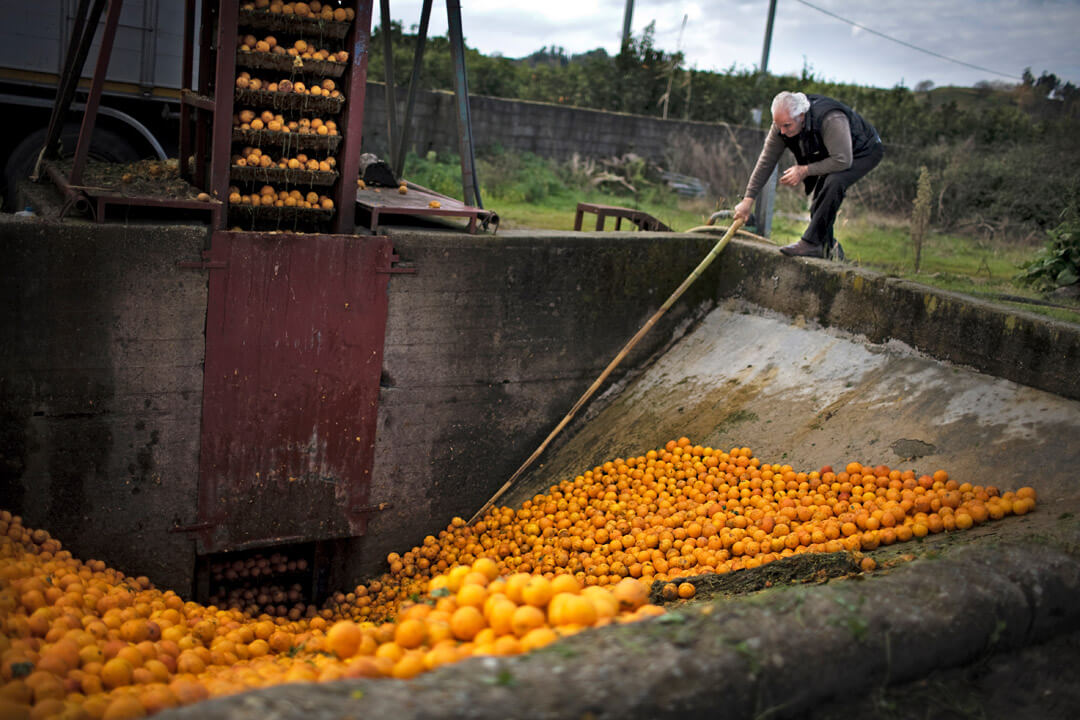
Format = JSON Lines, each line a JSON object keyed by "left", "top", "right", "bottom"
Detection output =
{"left": 344, "top": 231, "right": 1080, "bottom": 582}
{"left": 0, "top": 216, "right": 208, "bottom": 593}
{"left": 3, "top": 216, "right": 1078, "bottom": 594}
{"left": 353, "top": 230, "right": 722, "bottom": 580}
{"left": 361, "top": 81, "right": 764, "bottom": 162}
{"left": 713, "top": 242, "right": 1080, "bottom": 401}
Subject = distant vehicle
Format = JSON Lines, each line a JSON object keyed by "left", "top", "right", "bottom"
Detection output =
{"left": 0, "top": 0, "right": 189, "bottom": 209}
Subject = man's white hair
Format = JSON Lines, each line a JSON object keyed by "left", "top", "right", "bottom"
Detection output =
{"left": 772, "top": 91, "right": 810, "bottom": 118}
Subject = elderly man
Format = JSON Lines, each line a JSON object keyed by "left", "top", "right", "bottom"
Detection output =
{"left": 734, "top": 91, "right": 883, "bottom": 260}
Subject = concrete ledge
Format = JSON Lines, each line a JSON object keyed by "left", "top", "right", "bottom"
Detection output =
{"left": 714, "top": 238, "right": 1080, "bottom": 401}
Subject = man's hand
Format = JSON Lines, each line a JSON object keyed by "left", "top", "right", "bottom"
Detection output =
{"left": 733, "top": 197, "right": 754, "bottom": 223}
{"left": 780, "top": 165, "right": 809, "bottom": 187}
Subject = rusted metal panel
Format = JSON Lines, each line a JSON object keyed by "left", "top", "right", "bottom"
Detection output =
{"left": 196, "top": 230, "right": 392, "bottom": 553}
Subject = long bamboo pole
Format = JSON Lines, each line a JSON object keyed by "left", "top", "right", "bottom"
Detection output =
{"left": 469, "top": 217, "right": 744, "bottom": 523}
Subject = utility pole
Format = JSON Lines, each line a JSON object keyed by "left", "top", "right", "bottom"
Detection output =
{"left": 756, "top": 0, "right": 778, "bottom": 238}
{"left": 621, "top": 0, "right": 634, "bottom": 47}
{"left": 760, "top": 0, "right": 776, "bottom": 73}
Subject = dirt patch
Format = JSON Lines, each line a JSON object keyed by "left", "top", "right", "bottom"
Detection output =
{"left": 890, "top": 438, "right": 938, "bottom": 461}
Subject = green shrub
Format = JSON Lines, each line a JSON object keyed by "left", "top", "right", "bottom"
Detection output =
{"left": 402, "top": 151, "right": 464, "bottom": 198}
{"left": 1016, "top": 196, "right": 1080, "bottom": 290}
{"left": 403, "top": 148, "right": 575, "bottom": 205}
{"left": 478, "top": 150, "right": 572, "bottom": 203}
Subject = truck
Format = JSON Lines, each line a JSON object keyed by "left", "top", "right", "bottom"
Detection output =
{"left": 0, "top": 0, "right": 187, "bottom": 209}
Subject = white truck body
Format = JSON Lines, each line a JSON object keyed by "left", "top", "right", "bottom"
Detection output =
{"left": 0, "top": 0, "right": 196, "bottom": 207}
{"left": 0, "top": 0, "right": 187, "bottom": 90}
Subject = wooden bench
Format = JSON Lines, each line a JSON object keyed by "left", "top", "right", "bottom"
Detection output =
{"left": 573, "top": 202, "right": 671, "bottom": 232}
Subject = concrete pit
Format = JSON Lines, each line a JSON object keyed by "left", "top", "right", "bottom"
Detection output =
{"left": 2, "top": 215, "right": 1079, "bottom": 718}
{"left": 159, "top": 260, "right": 1080, "bottom": 719}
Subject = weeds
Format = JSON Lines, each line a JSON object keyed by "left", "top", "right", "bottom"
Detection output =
{"left": 1015, "top": 194, "right": 1080, "bottom": 290}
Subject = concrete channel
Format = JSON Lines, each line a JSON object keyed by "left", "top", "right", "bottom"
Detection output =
{"left": 3, "top": 213, "right": 1080, "bottom": 717}
{"left": 162, "top": 228, "right": 1080, "bottom": 720}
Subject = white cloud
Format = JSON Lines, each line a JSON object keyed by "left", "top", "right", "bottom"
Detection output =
{"left": 384, "top": 0, "right": 1080, "bottom": 88}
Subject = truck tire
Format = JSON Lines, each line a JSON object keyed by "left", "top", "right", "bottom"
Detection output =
{"left": 3, "top": 124, "right": 142, "bottom": 211}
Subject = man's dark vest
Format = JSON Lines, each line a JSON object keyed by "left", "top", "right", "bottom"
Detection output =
{"left": 780, "top": 94, "right": 879, "bottom": 193}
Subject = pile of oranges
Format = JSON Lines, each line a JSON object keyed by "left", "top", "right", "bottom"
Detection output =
{"left": 336, "top": 438, "right": 1036, "bottom": 622}
{"left": 0, "top": 439, "right": 1036, "bottom": 718}
{"left": 232, "top": 147, "right": 337, "bottom": 173}
{"left": 0, "top": 517, "right": 658, "bottom": 719}
{"left": 233, "top": 72, "right": 343, "bottom": 99}
{"left": 237, "top": 34, "right": 349, "bottom": 65}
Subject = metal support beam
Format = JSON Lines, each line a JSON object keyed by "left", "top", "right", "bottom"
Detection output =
{"left": 193, "top": 0, "right": 216, "bottom": 187}
{"left": 209, "top": 0, "right": 239, "bottom": 220}
{"left": 35, "top": 0, "right": 103, "bottom": 180}
{"left": 756, "top": 0, "right": 779, "bottom": 238}
{"left": 181, "top": 0, "right": 195, "bottom": 91}
{"left": 69, "top": 0, "right": 124, "bottom": 186}
{"left": 380, "top": 0, "right": 399, "bottom": 169}
{"left": 333, "top": 0, "right": 375, "bottom": 232}
{"left": 446, "top": 0, "right": 481, "bottom": 208}
{"left": 393, "top": 0, "right": 432, "bottom": 178}
{"left": 178, "top": 0, "right": 197, "bottom": 183}
{"left": 760, "top": 0, "right": 777, "bottom": 73}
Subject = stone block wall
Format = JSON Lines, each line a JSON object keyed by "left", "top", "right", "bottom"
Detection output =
{"left": 361, "top": 82, "right": 764, "bottom": 163}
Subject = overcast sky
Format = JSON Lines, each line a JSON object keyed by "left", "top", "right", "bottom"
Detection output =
{"left": 382, "top": 0, "right": 1079, "bottom": 91}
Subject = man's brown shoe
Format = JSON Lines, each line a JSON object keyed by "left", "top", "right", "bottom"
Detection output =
{"left": 779, "top": 239, "right": 825, "bottom": 258}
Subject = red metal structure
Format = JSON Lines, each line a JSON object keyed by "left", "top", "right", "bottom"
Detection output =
{"left": 181, "top": 0, "right": 373, "bottom": 233}
{"left": 573, "top": 202, "right": 671, "bottom": 232}
{"left": 192, "top": 230, "right": 400, "bottom": 553}
{"left": 37, "top": 1, "right": 445, "bottom": 565}
{"left": 169, "top": 2, "right": 407, "bottom": 554}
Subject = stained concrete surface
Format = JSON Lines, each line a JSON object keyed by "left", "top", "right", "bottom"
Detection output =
{"left": 6, "top": 206, "right": 1076, "bottom": 600}
{"left": 505, "top": 300, "right": 1080, "bottom": 511}
{"left": 0, "top": 214, "right": 207, "bottom": 593}
{"left": 159, "top": 297, "right": 1080, "bottom": 720}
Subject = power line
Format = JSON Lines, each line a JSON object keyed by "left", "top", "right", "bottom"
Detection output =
{"left": 794, "top": 0, "right": 1022, "bottom": 81}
